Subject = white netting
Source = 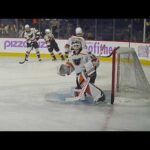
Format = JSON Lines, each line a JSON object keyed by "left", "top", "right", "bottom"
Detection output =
{"left": 115, "top": 47, "right": 150, "bottom": 99}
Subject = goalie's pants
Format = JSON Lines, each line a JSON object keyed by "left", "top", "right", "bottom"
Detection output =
{"left": 76, "top": 71, "right": 97, "bottom": 89}
{"left": 47, "top": 40, "right": 60, "bottom": 53}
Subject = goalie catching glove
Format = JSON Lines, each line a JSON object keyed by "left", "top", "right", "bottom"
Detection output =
{"left": 58, "top": 62, "right": 74, "bottom": 76}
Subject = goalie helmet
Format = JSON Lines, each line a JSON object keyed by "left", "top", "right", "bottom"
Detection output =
{"left": 75, "top": 27, "right": 83, "bottom": 36}
{"left": 71, "top": 41, "right": 82, "bottom": 54}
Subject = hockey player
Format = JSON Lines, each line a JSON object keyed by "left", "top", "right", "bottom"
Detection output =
{"left": 58, "top": 41, "right": 105, "bottom": 103}
{"left": 44, "top": 29, "right": 65, "bottom": 61}
{"left": 64, "top": 27, "right": 99, "bottom": 83}
{"left": 20, "top": 24, "right": 42, "bottom": 63}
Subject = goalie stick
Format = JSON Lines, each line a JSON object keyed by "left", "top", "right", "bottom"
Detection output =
{"left": 99, "top": 46, "right": 120, "bottom": 58}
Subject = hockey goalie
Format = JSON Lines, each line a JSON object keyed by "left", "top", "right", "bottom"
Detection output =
{"left": 58, "top": 40, "right": 105, "bottom": 103}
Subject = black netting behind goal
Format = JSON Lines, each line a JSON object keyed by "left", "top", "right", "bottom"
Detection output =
{"left": 115, "top": 47, "right": 150, "bottom": 99}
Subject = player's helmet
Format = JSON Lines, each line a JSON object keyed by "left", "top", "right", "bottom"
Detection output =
{"left": 75, "top": 27, "right": 83, "bottom": 36}
{"left": 25, "top": 24, "right": 30, "bottom": 32}
{"left": 25, "top": 24, "right": 30, "bottom": 28}
{"left": 45, "top": 29, "right": 51, "bottom": 34}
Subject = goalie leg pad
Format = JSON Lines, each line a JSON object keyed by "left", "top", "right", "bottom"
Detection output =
{"left": 88, "top": 83, "right": 105, "bottom": 102}
{"left": 76, "top": 72, "right": 105, "bottom": 102}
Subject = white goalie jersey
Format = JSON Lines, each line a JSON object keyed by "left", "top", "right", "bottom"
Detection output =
{"left": 59, "top": 49, "right": 97, "bottom": 77}
{"left": 69, "top": 50, "right": 94, "bottom": 75}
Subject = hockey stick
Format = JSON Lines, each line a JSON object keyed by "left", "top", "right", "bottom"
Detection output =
{"left": 19, "top": 47, "right": 33, "bottom": 64}
{"left": 19, "top": 59, "right": 28, "bottom": 64}
{"left": 99, "top": 46, "right": 120, "bottom": 58}
{"left": 65, "top": 77, "right": 90, "bottom": 102}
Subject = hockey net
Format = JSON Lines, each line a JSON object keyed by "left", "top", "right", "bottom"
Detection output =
{"left": 111, "top": 47, "right": 150, "bottom": 104}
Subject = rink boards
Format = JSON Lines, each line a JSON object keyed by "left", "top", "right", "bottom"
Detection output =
{"left": 0, "top": 38, "right": 150, "bottom": 65}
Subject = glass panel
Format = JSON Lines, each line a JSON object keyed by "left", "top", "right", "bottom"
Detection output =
{"left": 0, "top": 18, "right": 146, "bottom": 43}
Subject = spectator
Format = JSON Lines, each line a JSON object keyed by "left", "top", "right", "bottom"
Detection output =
{"left": 18, "top": 24, "right": 24, "bottom": 38}
{"left": 40, "top": 19, "right": 49, "bottom": 33}
{"left": 132, "top": 35, "right": 137, "bottom": 42}
{"left": 0, "top": 24, "right": 7, "bottom": 37}
{"left": 66, "top": 23, "right": 74, "bottom": 37}
{"left": 146, "top": 33, "right": 150, "bottom": 42}
{"left": 4, "top": 24, "right": 9, "bottom": 34}
{"left": 0, "top": 18, "right": 148, "bottom": 41}
{"left": 32, "top": 19, "right": 39, "bottom": 29}
{"left": 86, "top": 32, "right": 94, "bottom": 40}
{"left": 50, "top": 19, "right": 59, "bottom": 38}
{"left": 8, "top": 24, "right": 17, "bottom": 38}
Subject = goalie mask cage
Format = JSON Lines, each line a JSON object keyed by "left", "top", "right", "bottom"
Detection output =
{"left": 111, "top": 47, "right": 150, "bottom": 104}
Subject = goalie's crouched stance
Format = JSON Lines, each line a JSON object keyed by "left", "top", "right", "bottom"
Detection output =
{"left": 58, "top": 60, "right": 105, "bottom": 103}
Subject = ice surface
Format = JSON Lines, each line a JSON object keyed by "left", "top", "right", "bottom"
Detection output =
{"left": 0, "top": 57, "right": 150, "bottom": 131}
